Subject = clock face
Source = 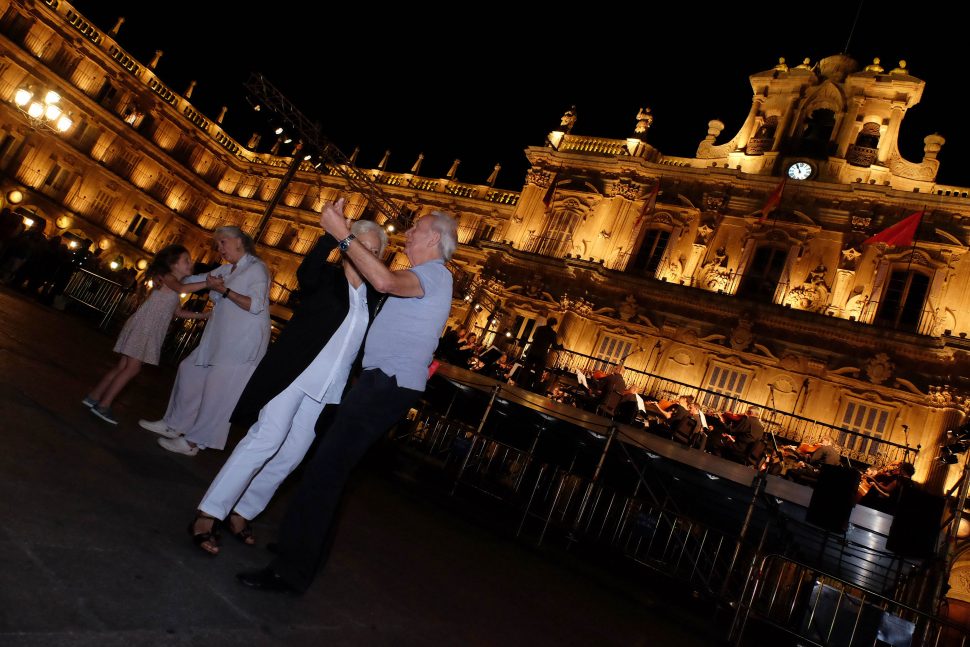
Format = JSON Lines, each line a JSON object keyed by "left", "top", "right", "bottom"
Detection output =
{"left": 787, "top": 161, "right": 813, "bottom": 180}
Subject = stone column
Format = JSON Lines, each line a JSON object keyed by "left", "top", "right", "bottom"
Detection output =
{"left": 835, "top": 96, "right": 865, "bottom": 158}
{"left": 877, "top": 102, "right": 906, "bottom": 165}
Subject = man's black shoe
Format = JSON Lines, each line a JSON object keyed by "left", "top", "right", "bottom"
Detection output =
{"left": 236, "top": 567, "right": 298, "bottom": 593}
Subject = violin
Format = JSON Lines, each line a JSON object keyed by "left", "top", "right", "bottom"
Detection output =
{"left": 797, "top": 442, "right": 823, "bottom": 455}
{"left": 719, "top": 411, "right": 745, "bottom": 423}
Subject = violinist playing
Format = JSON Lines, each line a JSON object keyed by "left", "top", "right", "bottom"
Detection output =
{"left": 784, "top": 437, "right": 841, "bottom": 484}
{"left": 856, "top": 460, "right": 915, "bottom": 512}
{"left": 710, "top": 406, "right": 765, "bottom": 463}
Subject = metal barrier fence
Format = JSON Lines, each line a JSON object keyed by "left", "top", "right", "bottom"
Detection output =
{"left": 60, "top": 268, "right": 132, "bottom": 329}
{"left": 390, "top": 368, "right": 968, "bottom": 644}
{"left": 549, "top": 348, "right": 916, "bottom": 468}
{"left": 730, "top": 554, "right": 970, "bottom": 646}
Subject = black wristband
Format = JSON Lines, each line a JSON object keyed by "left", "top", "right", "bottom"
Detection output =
{"left": 223, "top": 288, "right": 231, "bottom": 298}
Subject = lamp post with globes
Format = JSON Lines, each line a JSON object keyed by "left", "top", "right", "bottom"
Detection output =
{"left": 12, "top": 86, "right": 73, "bottom": 133}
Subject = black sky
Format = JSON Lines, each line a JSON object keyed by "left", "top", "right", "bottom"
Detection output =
{"left": 69, "top": 1, "right": 968, "bottom": 191}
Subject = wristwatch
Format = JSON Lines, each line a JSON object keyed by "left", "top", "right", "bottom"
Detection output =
{"left": 222, "top": 288, "right": 231, "bottom": 298}
{"left": 338, "top": 233, "right": 356, "bottom": 251}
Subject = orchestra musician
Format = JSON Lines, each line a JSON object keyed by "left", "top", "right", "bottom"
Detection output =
{"left": 856, "top": 460, "right": 915, "bottom": 511}
{"left": 594, "top": 364, "right": 627, "bottom": 418}
{"left": 659, "top": 395, "right": 702, "bottom": 446}
{"left": 710, "top": 406, "right": 765, "bottom": 464}
{"left": 782, "top": 437, "right": 841, "bottom": 484}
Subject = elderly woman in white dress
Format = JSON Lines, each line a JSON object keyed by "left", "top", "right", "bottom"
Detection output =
{"left": 139, "top": 226, "right": 271, "bottom": 456}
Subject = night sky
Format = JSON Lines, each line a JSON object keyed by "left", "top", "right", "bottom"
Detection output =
{"left": 69, "top": 1, "right": 967, "bottom": 191}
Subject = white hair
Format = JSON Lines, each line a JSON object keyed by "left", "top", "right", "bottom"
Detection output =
{"left": 351, "top": 219, "right": 389, "bottom": 255}
{"left": 427, "top": 211, "right": 458, "bottom": 261}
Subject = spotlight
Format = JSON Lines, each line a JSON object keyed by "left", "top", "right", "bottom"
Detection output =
{"left": 940, "top": 447, "right": 959, "bottom": 465}
{"left": 274, "top": 127, "right": 284, "bottom": 135}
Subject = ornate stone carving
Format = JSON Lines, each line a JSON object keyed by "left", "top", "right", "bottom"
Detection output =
{"left": 850, "top": 215, "right": 871, "bottom": 232}
{"left": 839, "top": 247, "right": 862, "bottom": 270}
{"left": 607, "top": 180, "right": 641, "bottom": 200}
{"left": 525, "top": 169, "right": 554, "bottom": 188}
{"left": 784, "top": 265, "right": 830, "bottom": 312}
{"left": 730, "top": 317, "right": 754, "bottom": 351}
{"left": 845, "top": 289, "right": 868, "bottom": 321}
{"left": 560, "top": 106, "right": 577, "bottom": 133}
{"left": 618, "top": 293, "right": 639, "bottom": 321}
{"left": 695, "top": 224, "right": 714, "bottom": 245}
{"left": 864, "top": 353, "right": 894, "bottom": 385}
{"left": 702, "top": 194, "right": 726, "bottom": 212}
{"left": 560, "top": 292, "right": 593, "bottom": 316}
{"left": 700, "top": 247, "right": 731, "bottom": 292}
{"left": 634, "top": 107, "right": 653, "bottom": 135}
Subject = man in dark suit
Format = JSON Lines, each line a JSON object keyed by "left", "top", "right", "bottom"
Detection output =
{"left": 522, "top": 317, "right": 562, "bottom": 393}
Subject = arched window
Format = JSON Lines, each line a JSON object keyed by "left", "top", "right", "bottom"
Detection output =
{"left": 798, "top": 109, "right": 836, "bottom": 157}
{"left": 631, "top": 228, "right": 670, "bottom": 276}
{"left": 737, "top": 245, "right": 789, "bottom": 302}
{"left": 873, "top": 270, "right": 930, "bottom": 332}
{"left": 536, "top": 209, "right": 579, "bottom": 258}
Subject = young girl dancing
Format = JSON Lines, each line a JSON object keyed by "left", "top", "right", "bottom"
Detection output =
{"left": 85, "top": 245, "right": 208, "bottom": 424}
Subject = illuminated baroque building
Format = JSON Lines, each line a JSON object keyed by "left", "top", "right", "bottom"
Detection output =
{"left": 3, "top": 3, "right": 970, "bottom": 502}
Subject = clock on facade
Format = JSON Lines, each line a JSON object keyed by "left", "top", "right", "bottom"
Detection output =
{"left": 786, "top": 161, "right": 814, "bottom": 180}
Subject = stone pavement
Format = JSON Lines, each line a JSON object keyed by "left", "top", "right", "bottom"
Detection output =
{"left": 0, "top": 286, "right": 725, "bottom": 646}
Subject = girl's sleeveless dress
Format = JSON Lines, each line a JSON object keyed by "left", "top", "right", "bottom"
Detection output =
{"left": 113, "top": 288, "right": 180, "bottom": 365}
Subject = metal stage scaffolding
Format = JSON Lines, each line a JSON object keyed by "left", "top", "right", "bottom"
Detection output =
{"left": 390, "top": 362, "right": 970, "bottom": 646}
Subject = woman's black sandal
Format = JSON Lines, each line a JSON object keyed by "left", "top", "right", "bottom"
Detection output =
{"left": 188, "top": 514, "right": 220, "bottom": 555}
{"left": 228, "top": 512, "right": 255, "bottom": 545}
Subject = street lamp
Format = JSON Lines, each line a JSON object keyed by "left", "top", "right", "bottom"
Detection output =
{"left": 13, "top": 85, "right": 73, "bottom": 132}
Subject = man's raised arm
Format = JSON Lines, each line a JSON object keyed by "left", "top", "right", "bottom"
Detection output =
{"left": 319, "top": 198, "right": 424, "bottom": 297}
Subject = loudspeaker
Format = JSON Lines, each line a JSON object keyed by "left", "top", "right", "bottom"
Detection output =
{"left": 806, "top": 465, "right": 860, "bottom": 533}
{"left": 887, "top": 485, "right": 946, "bottom": 558}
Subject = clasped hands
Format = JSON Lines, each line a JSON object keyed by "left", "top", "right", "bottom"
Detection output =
{"left": 206, "top": 274, "right": 226, "bottom": 294}
{"left": 319, "top": 198, "right": 352, "bottom": 239}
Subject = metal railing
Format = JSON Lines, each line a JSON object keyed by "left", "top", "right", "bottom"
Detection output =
{"left": 60, "top": 268, "right": 133, "bottom": 329}
{"left": 549, "top": 348, "right": 917, "bottom": 468}
{"left": 388, "top": 367, "right": 966, "bottom": 643}
{"left": 730, "top": 554, "right": 970, "bottom": 646}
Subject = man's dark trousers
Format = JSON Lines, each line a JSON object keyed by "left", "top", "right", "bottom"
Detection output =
{"left": 270, "top": 368, "right": 420, "bottom": 591}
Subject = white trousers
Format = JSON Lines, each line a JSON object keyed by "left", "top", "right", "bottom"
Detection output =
{"left": 197, "top": 381, "right": 325, "bottom": 520}
{"left": 162, "top": 347, "right": 257, "bottom": 450}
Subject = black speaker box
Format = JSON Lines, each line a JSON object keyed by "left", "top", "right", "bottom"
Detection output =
{"left": 887, "top": 485, "right": 946, "bottom": 558}
{"left": 806, "top": 465, "right": 861, "bottom": 533}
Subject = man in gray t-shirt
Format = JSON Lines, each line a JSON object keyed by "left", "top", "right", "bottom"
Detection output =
{"left": 239, "top": 200, "right": 456, "bottom": 594}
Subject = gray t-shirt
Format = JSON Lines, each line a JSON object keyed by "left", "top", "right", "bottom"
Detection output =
{"left": 362, "top": 258, "right": 453, "bottom": 391}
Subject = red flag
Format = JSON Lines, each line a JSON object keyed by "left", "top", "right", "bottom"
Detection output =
{"left": 759, "top": 178, "right": 786, "bottom": 221}
{"left": 863, "top": 211, "right": 923, "bottom": 247}
{"left": 542, "top": 175, "right": 557, "bottom": 208}
{"left": 634, "top": 181, "right": 660, "bottom": 226}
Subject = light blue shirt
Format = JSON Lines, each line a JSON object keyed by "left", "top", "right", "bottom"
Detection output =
{"left": 362, "top": 259, "right": 452, "bottom": 391}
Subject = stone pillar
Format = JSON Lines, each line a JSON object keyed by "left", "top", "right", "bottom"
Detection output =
{"left": 735, "top": 96, "right": 765, "bottom": 150}
{"left": 835, "top": 96, "right": 865, "bottom": 158}
{"left": 829, "top": 268, "right": 856, "bottom": 317}
{"left": 877, "top": 102, "right": 905, "bottom": 165}
{"left": 684, "top": 243, "right": 708, "bottom": 286}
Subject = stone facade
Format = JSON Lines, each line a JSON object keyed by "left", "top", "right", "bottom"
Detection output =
{"left": 1, "top": 2, "right": 969, "bottom": 495}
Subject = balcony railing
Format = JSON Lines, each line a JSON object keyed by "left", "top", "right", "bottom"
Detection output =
{"left": 846, "top": 144, "right": 879, "bottom": 167}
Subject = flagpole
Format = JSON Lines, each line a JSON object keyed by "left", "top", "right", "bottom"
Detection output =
{"left": 904, "top": 205, "right": 926, "bottom": 274}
